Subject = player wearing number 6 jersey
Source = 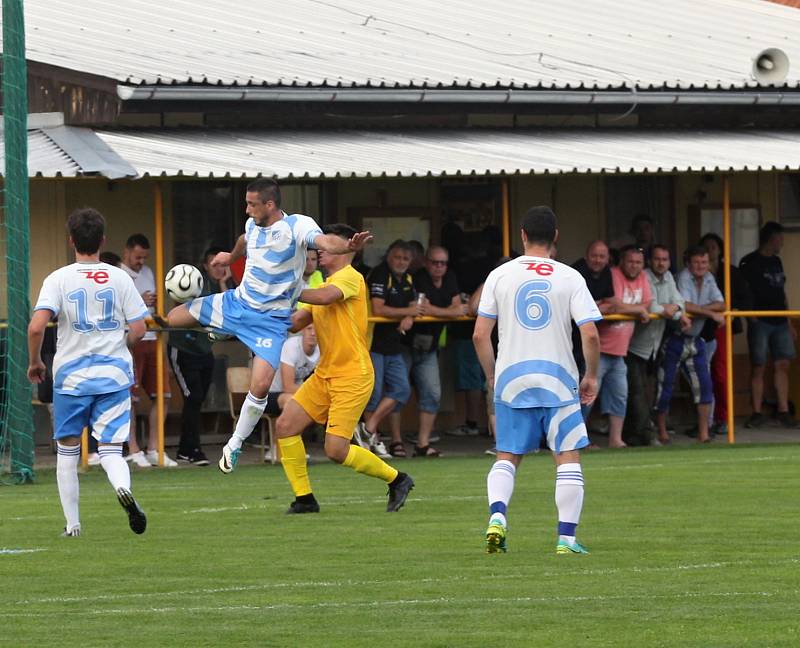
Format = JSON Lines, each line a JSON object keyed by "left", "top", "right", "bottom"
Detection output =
{"left": 166, "top": 178, "right": 372, "bottom": 474}
{"left": 28, "top": 207, "right": 149, "bottom": 537}
{"left": 473, "top": 206, "right": 601, "bottom": 555}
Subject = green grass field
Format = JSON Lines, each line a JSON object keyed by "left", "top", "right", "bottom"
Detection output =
{"left": 2, "top": 444, "right": 800, "bottom": 647}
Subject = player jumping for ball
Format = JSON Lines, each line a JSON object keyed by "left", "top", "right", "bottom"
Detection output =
{"left": 28, "top": 208, "right": 149, "bottom": 537}
{"left": 473, "top": 206, "right": 601, "bottom": 555}
{"left": 165, "top": 178, "right": 371, "bottom": 474}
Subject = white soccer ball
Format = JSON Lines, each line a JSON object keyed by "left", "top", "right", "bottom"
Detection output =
{"left": 164, "top": 264, "right": 203, "bottom": 303}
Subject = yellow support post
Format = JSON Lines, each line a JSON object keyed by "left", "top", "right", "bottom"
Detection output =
{"left": 154, "top": 183, "right": 165, "bottom": 467}
{"left": 501, "top": 178, "right": 511, "bottom": 258}
{"left": 723, "top": 177, "right": 735, "bottom": 444}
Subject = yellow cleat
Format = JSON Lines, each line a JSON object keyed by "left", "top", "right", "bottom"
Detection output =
{"left": 486, "top": 522, "right": 507, "bottom": 553}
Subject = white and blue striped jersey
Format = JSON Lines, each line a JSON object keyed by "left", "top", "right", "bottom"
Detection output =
{"left": 478, "top": 256, "right": 602, "bottom": 408}
{"left": 34, "top": 262, "right": 148, "bottom": 396}
{"left": 235, "top": 213, "right": 322, "bottom": 314}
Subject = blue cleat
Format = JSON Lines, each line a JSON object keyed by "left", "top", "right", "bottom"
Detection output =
{"left": 556, "top": 539, "right": 589, "bottom": 555}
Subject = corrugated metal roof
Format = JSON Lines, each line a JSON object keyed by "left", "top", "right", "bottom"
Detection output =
{"left": 0, "top": 127, "right": 136, "bottom": 178}
{"left": 90, "top": 128, "right": 800, "bottom": 178}
{"left": 12, "top": 0, "right": 800, "bottom": 90}
{"left": 0, "top": 129, "right": 80, "bottom": 177}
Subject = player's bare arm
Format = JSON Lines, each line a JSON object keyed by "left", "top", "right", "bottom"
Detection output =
{"left": 578, "top": 321, "right": 600, "bottom": 405}
{"left": 289, "top": 308, "right": 313, "bottom": 333}
{"left": 297, "top": 284, "right": 344, "bottom": 305}
{"left": 212, "top": 234, "right": 246, "bottom": 268}
{"left": 313, "top": 231, "right": 373, "bottom": 255}
{"left": 26, "top": 309, "right": 53, "bottom": 384}
{"left": 126, "top": 319, "right": 147, "bottom": 349}
{"left": 472, "top": 315, "right": 497, "bottom": 387}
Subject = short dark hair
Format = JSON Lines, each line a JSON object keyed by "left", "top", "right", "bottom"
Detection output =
{"left": 759, "top": 220, "right": 784, "bottom": 246}
{"left": 203, "top": 246, "right": 225, "bottom": 263}
{"left": 125, "top": 233, "right": 150, "bottom": 250}
{"left": 699, "top": 232, "right": 724, "bottom": 252}
{"left": 99, "top": 251, "right": 121, "bottom": 267}
{"left": 386, "top": 239, "right": 412, "bottom": 254}
{"left": 521, "top": 206, "right": 556, "bottom": 245}
{"left": 246, "top": 177, "right": 281, "bottom": 208}
{"left": 67, "top": 208, "right": 106, "bottom": 254}
{"left": 619, "top": 244, "right": 645, "bottom": 260}
{"left": 650, "top": 243, "right": 670, "bottom": 258}
{"left": 324, "top": 223, "right": 357, "bottom": 240}
{"left": 408, "top": 240, "right": 425, "bottom": 256}
{"left": 686, "top": 245, "right": 709, "bottom": 261}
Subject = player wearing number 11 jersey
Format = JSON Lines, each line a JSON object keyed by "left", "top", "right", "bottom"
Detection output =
{"left": 473, "top": 206, "right": 601, "bottom": 555}
{"left": 28, "top": 207, "right": 149, "bottom": 537}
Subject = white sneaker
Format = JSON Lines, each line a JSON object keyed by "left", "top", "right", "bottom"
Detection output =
{"left": 352, "top": 422, "right": 371, "bottom": 449}
{"left": 369, "top": 434, "right": 392, "bottom": 460}
{"left": 87, "top": 452, "right": 101, "bottom": 466}
{"left": 125, "top": 450, "right": 152, "bottom": 468}
{"left": 145, "top": 450, "right": 178, "bottom": 467}
{"left": 446, "top": 424, "right": 479, "bottom": 437}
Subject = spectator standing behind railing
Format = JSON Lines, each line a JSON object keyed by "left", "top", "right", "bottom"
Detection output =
{"left": 700, "top": 233, "right": 752, "bottom": 437}
{"left": 739, "top": 222, "right": 798, "bottom": 428}
{"left": 654, "top": 246, "right": 723, "bottom": 444}
{"left": 583, "top": 245, "right": 652, "bottom": 448}
{"left": 356, "top": 240, "right": 421, "bottom": 458}
{"left": 121, "top": 234, "right": 178, "bottom": 467}
{"left": 624, "top": 245, "right": 691, "bottom": 446}
{"left": 166, "top": 247, "right": 234, "bottom": 466}
{"left": 572, "top": 241, "right": 617, "bottom": 377}
{"left": 399, "top": 246, "right": 467, "bottom": 457}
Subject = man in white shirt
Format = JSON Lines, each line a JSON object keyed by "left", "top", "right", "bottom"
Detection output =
{"left": 121, "top": 233, "right": 177, "bottom": 467}
{"left": 28, "top": 207, "right": 149, "bottom": 536}
{"left": 474, "top": 206, "right": 601, "bottom": 555}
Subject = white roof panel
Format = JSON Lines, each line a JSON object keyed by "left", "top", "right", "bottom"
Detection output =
{"left": 91, "top": 128, "right": 800, "bottom": 178}
{"left": 12, "top": 0, "right": 800, "bottom": 90}
{"left": 0, "top": 129, "right": 80, "bottom": 177}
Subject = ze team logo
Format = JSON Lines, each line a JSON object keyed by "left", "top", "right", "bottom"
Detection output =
{"left": 77, "top": 269, "right": 110, "bottom": 284}
{"left": 518, "top": 260, "right": 553, "bottom": 276}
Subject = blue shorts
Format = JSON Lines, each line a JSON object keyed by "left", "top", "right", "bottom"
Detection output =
{"left": 454, "top": 338, "right": 485, "bottom": 392}
{"left": 747, "top": 319, "right": 796, "bottom": 365}
{"left": 496, "top": 401, "right": 589, "bottom": 454}
{"left": 366, "top": 352, "right": 411, "bottom": 412}
{"left": 581, "top": 353, "right": 627, "bottom": 420}
{"left": 404, "top": 348, "right": 442, "bottom": 413}
{"left": 53, "top": 388, "right": 131, "bottom": 443}
{"left": 188, "top": 290, "right": 289, "bottom": 369}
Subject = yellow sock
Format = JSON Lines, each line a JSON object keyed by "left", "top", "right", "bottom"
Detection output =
{"left": 343, "top": 445, "right": 399, "bottom": 483}
{"left": 278, "top": 436, "right": 312, "bottom": 497}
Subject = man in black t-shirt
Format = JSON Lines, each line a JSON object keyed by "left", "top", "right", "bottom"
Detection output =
{"left": 572, "top": 240, "right": 617, "bottom": 375}
{"left": 739, "top": 221, "right": 797, "bottom": 428}
{"left": 396, "top": 246, "right": 467, "bottom": 457}
{"left": 357, "top": 240, "right": 422, "bottom": 457}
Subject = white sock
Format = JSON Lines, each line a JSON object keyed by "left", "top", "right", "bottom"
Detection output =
{"left": 98, "top": 444, "right": 131, "bottom": 491}
{"left": 56, "top": 442, "right": 81, "bottom": 532}
{"left": 229, "top": 392, "right": 267, "bottom": 451}
{"left": 487, "top": 460, "right": 516, "bottom": 528}
{"left": 555, "top": 463, "right": 584, "bottom": 544}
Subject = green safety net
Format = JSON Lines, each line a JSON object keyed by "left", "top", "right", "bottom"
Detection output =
{"left": 1, "top": 0, "right": 36, "bottom": 484}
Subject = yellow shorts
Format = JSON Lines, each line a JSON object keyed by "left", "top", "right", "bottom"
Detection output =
{"left": 293, "top": 372, "right": 374, "bottom": 439}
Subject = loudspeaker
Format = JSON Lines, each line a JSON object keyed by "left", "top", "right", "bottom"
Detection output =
{"left": 751, "top": 48, "right": 790, "bottom": 84}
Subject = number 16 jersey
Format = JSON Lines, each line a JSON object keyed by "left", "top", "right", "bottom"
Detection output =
{"left": 477, "top": 256, "right": 601, "bottom": 409}
{"left": 34, "top": 262, "right": 149, "bottom": 396}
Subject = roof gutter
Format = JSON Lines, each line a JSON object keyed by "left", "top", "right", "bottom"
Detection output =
{"left": 117, "top": 85, "right": 800, "bottom": 105}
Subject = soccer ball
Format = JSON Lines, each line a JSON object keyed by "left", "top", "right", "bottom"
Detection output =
{"left": 164, "top": 264, "right": 203, "bottom": 303}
